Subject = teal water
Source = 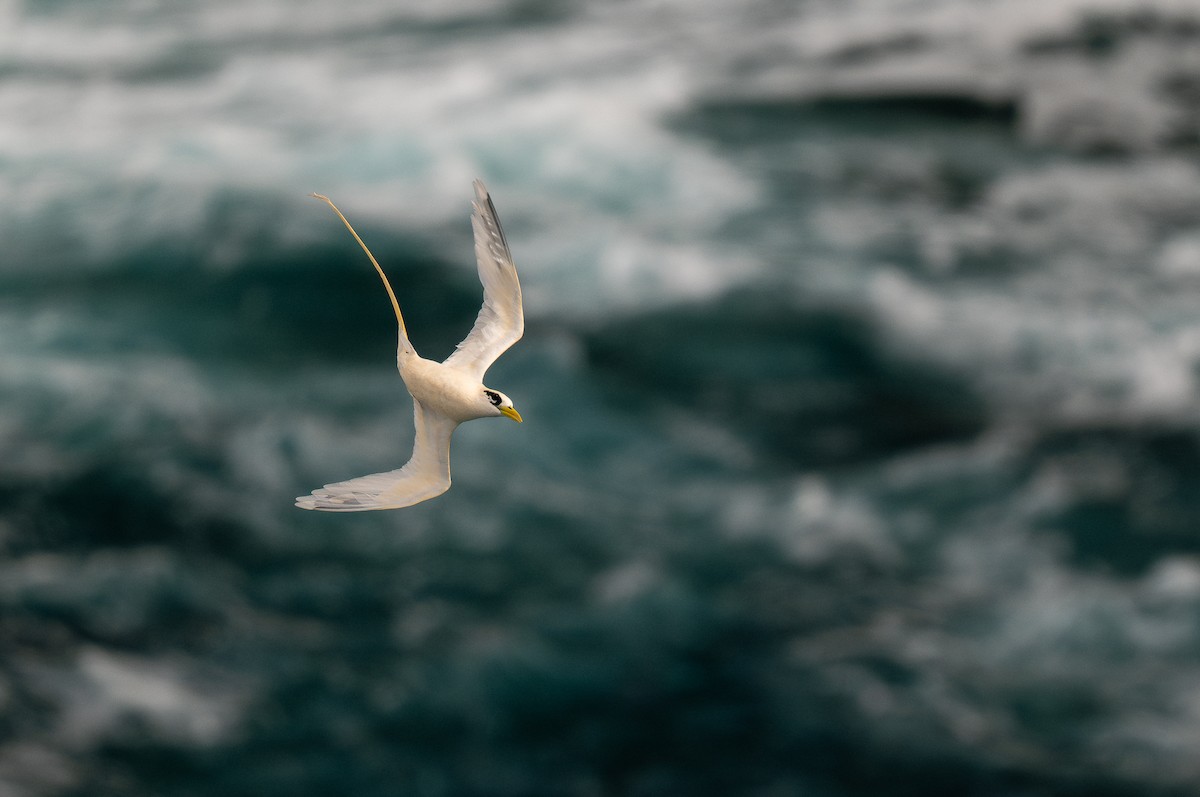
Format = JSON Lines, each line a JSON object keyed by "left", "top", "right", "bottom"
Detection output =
{"left": 4, "top": 1, "right": 1200, "bottom": 795}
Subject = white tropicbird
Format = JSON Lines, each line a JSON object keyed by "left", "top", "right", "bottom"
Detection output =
{"left": 297, "top": 180, "right": 524, "bottom": 511}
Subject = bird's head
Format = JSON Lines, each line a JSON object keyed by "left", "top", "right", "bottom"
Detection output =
{"left": 483, "top": 388, "right": 522, "bottom": 423}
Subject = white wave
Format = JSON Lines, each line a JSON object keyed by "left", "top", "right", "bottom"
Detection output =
{"left": 0, "top": 0, "right": 761, "bottom": 312}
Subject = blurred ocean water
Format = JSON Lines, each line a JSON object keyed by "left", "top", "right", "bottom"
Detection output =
{"left": 4, "top": 0, "right": 1200, "bottom": 794}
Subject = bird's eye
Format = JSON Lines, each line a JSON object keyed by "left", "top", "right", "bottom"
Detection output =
{"left": 485, "top": 390, "right": 501, "bottom": 406}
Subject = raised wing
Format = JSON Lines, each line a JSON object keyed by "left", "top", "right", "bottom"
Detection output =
{"left": 296, "top": 401, "right": 457, "bottom": 511}
{"left": 442, "top": 180, "right": 524, "bottom": 381}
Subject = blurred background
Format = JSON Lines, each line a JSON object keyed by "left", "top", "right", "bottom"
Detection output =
{"left": 3, "top": 0, "right": 1200, "bottom": 794}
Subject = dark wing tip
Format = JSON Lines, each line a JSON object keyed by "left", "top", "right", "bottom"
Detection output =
{"left": 471, "top": 179, "right": 510, "bottom": 256}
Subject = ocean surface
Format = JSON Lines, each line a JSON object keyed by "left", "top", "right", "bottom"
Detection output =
{"left": 4, "top": 0, "right": 1200, "bottom": 794}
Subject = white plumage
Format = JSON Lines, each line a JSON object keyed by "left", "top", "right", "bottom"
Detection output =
{"left": 296, "top": 180, "right": 524, "bottom": 512}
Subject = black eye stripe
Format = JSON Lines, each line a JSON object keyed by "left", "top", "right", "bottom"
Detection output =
{"left": 485, "top": 390, "right": 501, "bottom": 406}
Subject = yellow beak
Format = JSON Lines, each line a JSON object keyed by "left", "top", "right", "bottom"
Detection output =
{"left": 499, "top": 406, "right": 523, "bottom": 423}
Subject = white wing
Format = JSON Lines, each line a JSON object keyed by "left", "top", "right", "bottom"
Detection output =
{"left": 442, "top": 180, "right": 524, "bottom": 381}
{"left": 296, "top": 400, "right": 458, "bottom": 512}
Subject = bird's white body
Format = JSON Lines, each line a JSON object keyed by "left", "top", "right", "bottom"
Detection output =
{"left": 401, "top": 355, "right": 504, "bottom": 423}
{"left": 296, "top": 181, "right": 524, "bottom": 512}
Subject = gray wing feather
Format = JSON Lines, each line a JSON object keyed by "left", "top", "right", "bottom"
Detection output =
{"left": 442, "top": 180, "right": 524, "bottom": 380}
{"left": 296, "top": 400, "right": 457, "bottom": 512}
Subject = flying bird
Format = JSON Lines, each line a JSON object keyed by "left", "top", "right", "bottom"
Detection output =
{"left": 297, "top": 180, "right": 524, "bottom": 511}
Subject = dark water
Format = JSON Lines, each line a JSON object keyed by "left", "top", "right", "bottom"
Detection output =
{"left": 4, "top": 1, "right": 1200, "bottom": 795}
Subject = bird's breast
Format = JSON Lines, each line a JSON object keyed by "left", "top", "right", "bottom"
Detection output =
{"left": 400, "top": 357, "right": 486, "bottom": 423}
